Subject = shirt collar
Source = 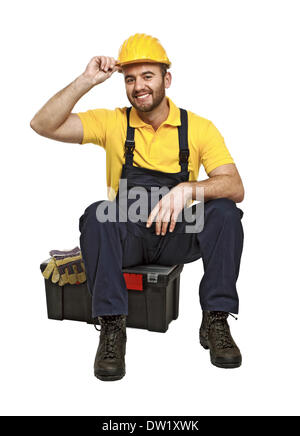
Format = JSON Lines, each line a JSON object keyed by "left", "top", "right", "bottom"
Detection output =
{"left": 129, "top": 97, "right": 181, "bottom": 128}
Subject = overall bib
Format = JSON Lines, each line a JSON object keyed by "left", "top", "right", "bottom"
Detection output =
{"left": 79, "top": 108, "right": 244, "bottom": 318}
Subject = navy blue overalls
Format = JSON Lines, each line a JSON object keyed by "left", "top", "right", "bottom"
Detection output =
{"left": 79, "top": 107, "right": 244, "bottom": 318}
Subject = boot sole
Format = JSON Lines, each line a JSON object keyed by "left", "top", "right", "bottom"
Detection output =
{"left": 200, "top": 337, "right": 241, "bottom": 369}
{"left": 95, "top": 371, "right": 125, "bottom": 382}
{"left": 210, "top": 360, "right": 241, "bottom": 369}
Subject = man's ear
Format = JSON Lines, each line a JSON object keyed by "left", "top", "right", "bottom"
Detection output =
{"left": 164, "top": 71, "right": 172, "bottom": 89}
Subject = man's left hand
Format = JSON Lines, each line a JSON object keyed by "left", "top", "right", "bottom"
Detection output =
{"left": 146, "top": 183, "right": 192, "bottom": 235}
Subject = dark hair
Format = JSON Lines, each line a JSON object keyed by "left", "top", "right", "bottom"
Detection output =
{"left": 160, "top": 63, "right": 169, "bottom": 78}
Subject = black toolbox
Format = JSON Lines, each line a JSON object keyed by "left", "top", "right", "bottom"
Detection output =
{"left": 40, "top": 261, "right": 184, "bottom": 333}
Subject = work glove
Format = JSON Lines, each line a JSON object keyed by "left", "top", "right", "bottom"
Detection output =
{"left": 42, "top": 253, "right": 86, "bottom": 285}
{"left": 56, "top": 255, "right": 86, "bottom": 286}
{"left": 42, "top": 258, "right": 60, "bottom": 283}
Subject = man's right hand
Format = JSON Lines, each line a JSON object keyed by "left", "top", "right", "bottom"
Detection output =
{"left": 30, "top": 56, "right": 121, "bottom": 144}
{"left": 82, "top": 56, "right": 120, "bottom": 86}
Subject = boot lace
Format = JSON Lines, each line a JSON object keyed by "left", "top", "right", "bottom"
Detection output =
{"left": 209, "top": 312, "right": 236, "bottom": 350}
{"left": 99, "top": 316, "right": 125, "bottom": 360}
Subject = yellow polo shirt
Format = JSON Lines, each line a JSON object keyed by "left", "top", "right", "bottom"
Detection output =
{"left": 77, "top": 97, "right": 234, "bottom": 200}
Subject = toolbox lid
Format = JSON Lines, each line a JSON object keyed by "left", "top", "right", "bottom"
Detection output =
{"left": 122, "top": 264, "right": 178, "bottom": 276}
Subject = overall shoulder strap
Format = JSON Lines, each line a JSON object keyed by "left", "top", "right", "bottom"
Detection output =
{"left": 178, "top": 108, "right": 190, "bottom": 172}
{"left": 124, "top": 107, "right": 135, "bottom": 167}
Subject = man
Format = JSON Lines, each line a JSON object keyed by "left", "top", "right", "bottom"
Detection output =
{"left": 31, "top": 33, "right": 244, "bottom": 381}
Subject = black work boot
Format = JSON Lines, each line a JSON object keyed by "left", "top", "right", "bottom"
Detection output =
{"left": 199, "top": 311, "right": 242, "bottom": 369}
{"left": 94, "top": 315, "right": 127, "bottom": 381}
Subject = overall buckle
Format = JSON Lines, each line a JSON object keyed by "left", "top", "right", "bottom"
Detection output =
{"left": 124, "top": 140, "right": 135, "bottom": 155}
{"left": 179, "top": 149, "right": 189, "bottom": 163}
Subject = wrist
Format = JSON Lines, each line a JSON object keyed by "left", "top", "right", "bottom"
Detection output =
{"left": 181, "top": 181, "right": 203, "bottom": 201}
{"left": 75, "top": 74, "right": 95, "bottom": 93}
{"left": 179, "top": 182, "right": 193, "bottom": 202}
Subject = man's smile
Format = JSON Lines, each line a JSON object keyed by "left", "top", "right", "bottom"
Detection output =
{"left": 135, "top": 92, "right": 152, "bottom": 101}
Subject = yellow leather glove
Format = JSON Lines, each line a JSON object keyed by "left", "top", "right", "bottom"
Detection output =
{"left": 42, "top": 255, "right": 86, "bottom": 285}
{"left": 56, "top": 255, "right": 86, "bottom": 285}
{"left": 42, "top": 258, "right": 60, "bottom": 283}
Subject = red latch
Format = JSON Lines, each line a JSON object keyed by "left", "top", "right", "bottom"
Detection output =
{"left": 123, "top": 273, "right": 143, "bottom": 291}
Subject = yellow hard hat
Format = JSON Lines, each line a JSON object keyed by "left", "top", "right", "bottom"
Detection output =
{"left": 116, "top": 33, "right": 171, "bottom": 68}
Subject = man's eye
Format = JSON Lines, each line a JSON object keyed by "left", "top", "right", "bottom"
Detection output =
{"left": 145, "top": 75, "right": 152, "bottom": 79}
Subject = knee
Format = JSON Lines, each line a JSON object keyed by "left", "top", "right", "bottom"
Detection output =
{"left": 79, "top": 200, "right": 107, "bottom": 233}
{"left": 79, "top": 200, "right": 126, "bottom": 237}
{"left": 206, "top": 198, "right": 243, "bottom": 222}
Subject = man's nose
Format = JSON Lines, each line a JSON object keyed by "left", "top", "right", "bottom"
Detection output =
{"left": 134, "top": 77, "right": 145, "bottom": 92}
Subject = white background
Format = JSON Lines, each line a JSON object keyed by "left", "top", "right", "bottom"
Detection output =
{"left": 1, "top": 0, "right": 300, "bottom": 416}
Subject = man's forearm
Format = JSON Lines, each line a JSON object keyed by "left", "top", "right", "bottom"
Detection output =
{"left": 187, "top": 175, "right": 244, "bottom": 203}
{"left": 30, "top": 74, "right": 94, "bottom": 134}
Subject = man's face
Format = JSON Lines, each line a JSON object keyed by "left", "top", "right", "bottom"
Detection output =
{"left": 122, "top": 63, "right": 171, "bottom": 112}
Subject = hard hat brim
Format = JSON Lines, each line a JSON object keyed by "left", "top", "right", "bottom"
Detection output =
{"left": 116, "top": 58, "right": 171, "bottom": 68}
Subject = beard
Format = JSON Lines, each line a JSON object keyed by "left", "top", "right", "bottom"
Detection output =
{"left": 127, "top": 80, "right": 166, "bottom": 113}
